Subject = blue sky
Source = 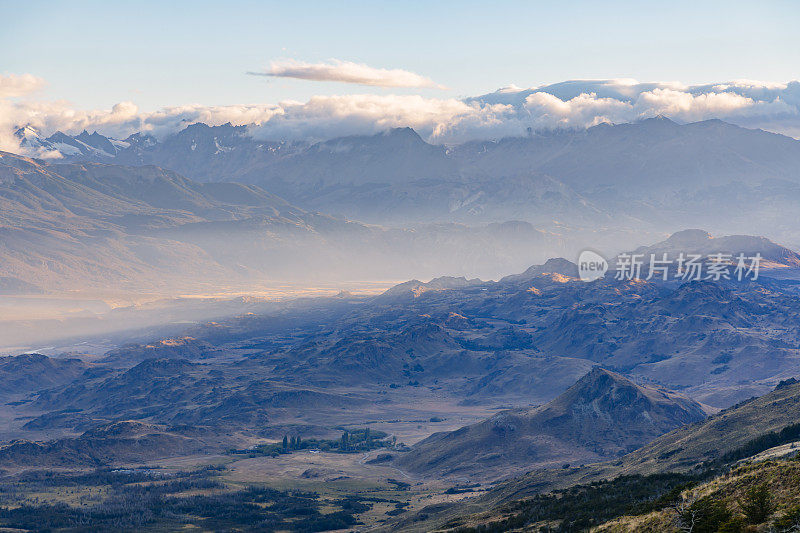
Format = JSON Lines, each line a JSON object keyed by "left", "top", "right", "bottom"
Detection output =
{"left": 3, "top": 0, "right": 798, "bottom": 111}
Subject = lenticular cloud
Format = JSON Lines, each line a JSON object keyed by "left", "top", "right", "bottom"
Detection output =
{"left": 2, "top": 75, "right": 799, "bottom": 156}
{"left": 250, "top": 59, "right": 448, "bottom": 90}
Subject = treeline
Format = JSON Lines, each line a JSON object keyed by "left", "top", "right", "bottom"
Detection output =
{"left": 719, "top": 421, "right": 800, "bottom": 464}
{"left": 239, "top": 428, "right": 394, "bottom": 457}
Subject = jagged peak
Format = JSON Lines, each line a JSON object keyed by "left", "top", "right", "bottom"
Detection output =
{"left": 13, "top": 124, "right": 41, "bottom": 137}
{"left": 46, "top": 130, "right": 72, "bottom": 141}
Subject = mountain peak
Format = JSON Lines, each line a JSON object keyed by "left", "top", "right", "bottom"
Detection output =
{"left": 183, "top": 122, "right": 212, "bottom": 132}
{"left": 382, "top": 126, "right": 423, "bottom": 140}
{"left": 13, "top": 125, "right": 41, "bottom": 138}
{"left": 666, "top": 229, "right": 713, "bottom": 245}
{"left": 638, "top": 115, "right": 679, "bottom": 126}
{"left": 500, "top": 257, "right": 579, "bottom": 283}
{"left": 557, "top": 367, "right": 661, "bottom": 407}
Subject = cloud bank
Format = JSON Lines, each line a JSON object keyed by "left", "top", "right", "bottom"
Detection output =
{"left": 2, "top": 75, "right": 800, "bottom": 157}
{"left": 468, "top": 79, "right": 800, "bottom": 136}
{"left": 249, "top": 59, "right": 447, "bottom": 89}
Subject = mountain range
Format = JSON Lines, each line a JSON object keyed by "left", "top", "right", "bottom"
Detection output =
{"left": 16, "top": 118, "right": 800, "bottom": 246}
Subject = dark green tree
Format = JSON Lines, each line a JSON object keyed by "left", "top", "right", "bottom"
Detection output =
{"left": 739, "top": 484, "right": 774, "bottom": 524}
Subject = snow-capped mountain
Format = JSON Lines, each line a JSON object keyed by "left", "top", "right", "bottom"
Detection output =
{"left": 14, "top": 126, "right": 129, "bottom": 158}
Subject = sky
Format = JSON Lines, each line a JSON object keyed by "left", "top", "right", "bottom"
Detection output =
{"left": 3, "top": 0, "right": 798, "bottom": 109}
{"left": 1, "top": 0, "right": 800, "bottom": 149}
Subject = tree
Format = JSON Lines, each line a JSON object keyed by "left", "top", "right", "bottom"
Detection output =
{"left": 282, "top": 435, "right": 288, "bottom": 450}
{"left": 675, "top": 494, "right": 731, "bottom": 533}
{"left": 717, "top": 517, "right": 744, "bottom": 533}
{"left": 739, "top": 484, "right": 774, "bottom": 524}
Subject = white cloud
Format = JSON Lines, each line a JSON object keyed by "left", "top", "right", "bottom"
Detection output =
{"left": 2, "top": 74, "right": 800, "bottom": 158}
{"left": 250, "top": 59, "right": 447, "bottom": 89}
{"left": 467, "top": 79, "right": 800, "bottom": 136}
{"left": 0, "top": 73, "right": 45, "bottom": 98}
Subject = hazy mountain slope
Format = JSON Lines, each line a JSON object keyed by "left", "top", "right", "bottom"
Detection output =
{"left": 0, "top": 151, "right": 567, "bottom": 291}
{"left": 398, "top": 368, "right": 706, "bottom": 480}
{"left": 622, "top": 228, "right": 800, "bottom": 276}
{"left": 26, "top": 357, "right": 367, "bottom": 432}
{"left": 0, "top": 151, "right": 305, "bottom": 290}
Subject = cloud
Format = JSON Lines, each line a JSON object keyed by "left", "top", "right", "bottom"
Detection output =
{"left": 2, "top": 74, "right": 800, "bottom": 158}
{"left": 0, "top": 73, "right": 45, "bottom": 98}
{"left": 467, "top": 79, "right": 800, "bottom": 136}
{"left": 249, "top": 59, "right": 447, "bottom": 89}
{"left": 513, "top": 87, "right": 795, "bottom": 132}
